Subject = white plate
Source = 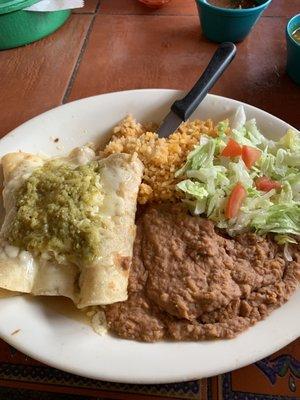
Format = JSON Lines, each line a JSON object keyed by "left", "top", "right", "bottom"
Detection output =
{"left": 0, "top": 89, "right": 298, "bottom": 384}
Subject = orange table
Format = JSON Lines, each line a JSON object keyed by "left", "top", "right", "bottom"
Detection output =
{"left": 0, "top": 0, "right": 299, "bottom": 398}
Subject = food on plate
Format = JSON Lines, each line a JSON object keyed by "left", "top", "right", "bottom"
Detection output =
{"left": 105, "top": 203, "right": 300, "bottom": 341}
{"left": 102, "top": 115, "right": 220, "bottom": 203}
{"left": 103, "top": 107, "right": 300, "bottom": 341}
{"left": 0, "top": 146, "right": 143, "bottom": 308}
{"left": 0, "top": 106, "right": 299, "bottom": 342}
{"left": 176, "top": 107, "right": 300, "bottom": 244}
{"left": 225, "top": 182, "right": 247, "bottom": 219}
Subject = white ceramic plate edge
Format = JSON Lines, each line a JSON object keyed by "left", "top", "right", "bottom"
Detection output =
{"left": 0, "top": 89, "right": 298, "bottom": 384}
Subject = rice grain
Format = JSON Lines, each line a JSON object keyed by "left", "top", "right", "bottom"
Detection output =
{"left": 101, "top": 115, "right": 218, "bottom": 203}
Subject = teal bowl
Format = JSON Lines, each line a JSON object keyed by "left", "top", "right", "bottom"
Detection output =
{"left": 286, "top": 14, "right": 300, "bottom": 85}
{"left": 0, "top": 0, "right": 71, "bottom": 50}
{"left": 195, "top": 0, "right": 272, "bottom": 43}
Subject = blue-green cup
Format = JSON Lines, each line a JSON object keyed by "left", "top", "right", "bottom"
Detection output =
{"left": 195, "top": 0, "right": 272, "bottom": 43}
{"left": 286, "top": 14, "right": 300, "bottom": 85}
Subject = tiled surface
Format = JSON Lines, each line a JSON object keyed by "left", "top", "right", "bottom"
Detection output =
{"left": 99, "top": 0, "right": 198, "bottom": 15}
{"left": 99, "top": 0, "right": 300, "bottom": 18}
{"left": 264, "top": 0, "right": 300, "bottom": 17}
{"left": 73, "top": 0, "right": 99, "bottom": 14}
{"left": 0, "top": 14, "right": 92, "bottom": 138}
{"left": 68, "top": 14, "right": 300, "bottom": 128}
{"left": 0, "top": 0, "right": 299, "bottom": 398}
{"left": 67, "top": 14, "right": 206, "bottom": 100}
{"left": 212, "top": 16, "right": 300, "bottom": 128}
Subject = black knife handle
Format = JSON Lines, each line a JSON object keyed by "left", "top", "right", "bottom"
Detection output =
{"left": 171, "top": 42, "right": 236, "bottom": 121}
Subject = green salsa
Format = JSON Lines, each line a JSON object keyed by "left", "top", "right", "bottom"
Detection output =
{"left": 6, "top": 160, "right": 104, "bottom": 265}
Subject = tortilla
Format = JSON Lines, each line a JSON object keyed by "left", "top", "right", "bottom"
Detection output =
{"left": 0, "top": 147, "right": 143, "bottom": 308}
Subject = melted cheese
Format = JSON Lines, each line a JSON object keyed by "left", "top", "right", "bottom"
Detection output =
{"left": 0, "top": 147, "right": 143, "bottom": 307}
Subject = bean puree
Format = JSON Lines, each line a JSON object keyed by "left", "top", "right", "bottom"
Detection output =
{"left": 105, "top": 204, "right": 300, "bottom": 342}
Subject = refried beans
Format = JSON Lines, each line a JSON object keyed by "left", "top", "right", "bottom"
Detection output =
{"left": 105, "top": 203, "right": 300, "bottom": 342}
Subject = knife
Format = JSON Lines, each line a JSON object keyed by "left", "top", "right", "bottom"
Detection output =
{"left": 157, "top": 42, "right": 237, "bottom": 137}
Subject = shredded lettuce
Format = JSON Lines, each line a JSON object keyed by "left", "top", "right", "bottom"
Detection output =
{"left": 274, "top": 234, "right": 297, "bottom": 245}
{"left": 177, "top": 180, "right": 208, "bottom": 215}
{"left": 244, "top": 119, "right": 269, "bottom": 146}
{"left": 216, "top": 119, "right": 229, "bottom": 135}
{"left": 186, "top": 166, "right": 228, "bottom": 195}
{"left": 175, "top": 139, "right": 216, "bottom": 177}
{"left": 231, "top": 105, "right": 246, "bottom": 131}
{"left": 251, "top": 204, "right": 300, "bottom": 236}
{"left": 176, "top": 180, "right": 208, "bottom": 200}
{"left": 278, "top": 129, "right": 300, "bottom": 151}
{"left": 285, "top": 173, "right": 300, "bottom": 201}
{"left": 227, "top": 159, "right": 253, "bottom": 188}
{"left": 176, "top": 107, "right": 300, "bottom": 244}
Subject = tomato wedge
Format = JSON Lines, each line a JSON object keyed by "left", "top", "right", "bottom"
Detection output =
{"left": 225, "top": 182, "right": 247, "bottom": 219}
{"left": 221, "top": 138, "right": 242, "bottom": 157}
{"left": 242, "top": 146, "right": 261, "bottom": 168}
{"left": 255, "top": 176, "right": 282, "bottom": 191}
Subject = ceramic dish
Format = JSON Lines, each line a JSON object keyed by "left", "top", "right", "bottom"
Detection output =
{"left": 286, "top": 13, "right": 300, "bottom": 84}
{"left": 195, "top": 0, "right": 272, "bottom": 43}
{"left": 0, "top": 0, "right": 70, "bottom": 50}
{"left": 0, "top": 89, "right": 298, "bottom": 384}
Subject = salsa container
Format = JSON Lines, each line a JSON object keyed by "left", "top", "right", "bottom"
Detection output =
{"left": 286, "top": 14, "right": 300, "bottom": 85}
{"left": 195, "top": 0, "right": 272, "bottom": 43}
{"left": 0, "top": 0, "right": 70, "bottom": 50}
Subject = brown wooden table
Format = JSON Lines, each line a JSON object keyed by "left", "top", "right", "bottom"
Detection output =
{"left": 0, "top": 1, "right": 299, "bottom": 399}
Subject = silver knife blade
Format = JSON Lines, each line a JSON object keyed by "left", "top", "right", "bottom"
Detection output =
{"left": 157, "top": 110, "right": 183, "bottom": 138}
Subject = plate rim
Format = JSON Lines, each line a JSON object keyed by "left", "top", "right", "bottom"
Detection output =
{"left": 3, "top": 88, "right": 296, "bottom": 141}
{"left": 0, "top": 88, "right": 298, "bottom": 384}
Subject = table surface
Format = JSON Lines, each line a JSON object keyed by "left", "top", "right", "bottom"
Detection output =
{"left": 0, "top": 0, "right": 299, "bottom": 399}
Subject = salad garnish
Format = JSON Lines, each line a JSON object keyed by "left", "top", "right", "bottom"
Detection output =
{"left": 176, "top": 106, "right": 300, "bottom": 244}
